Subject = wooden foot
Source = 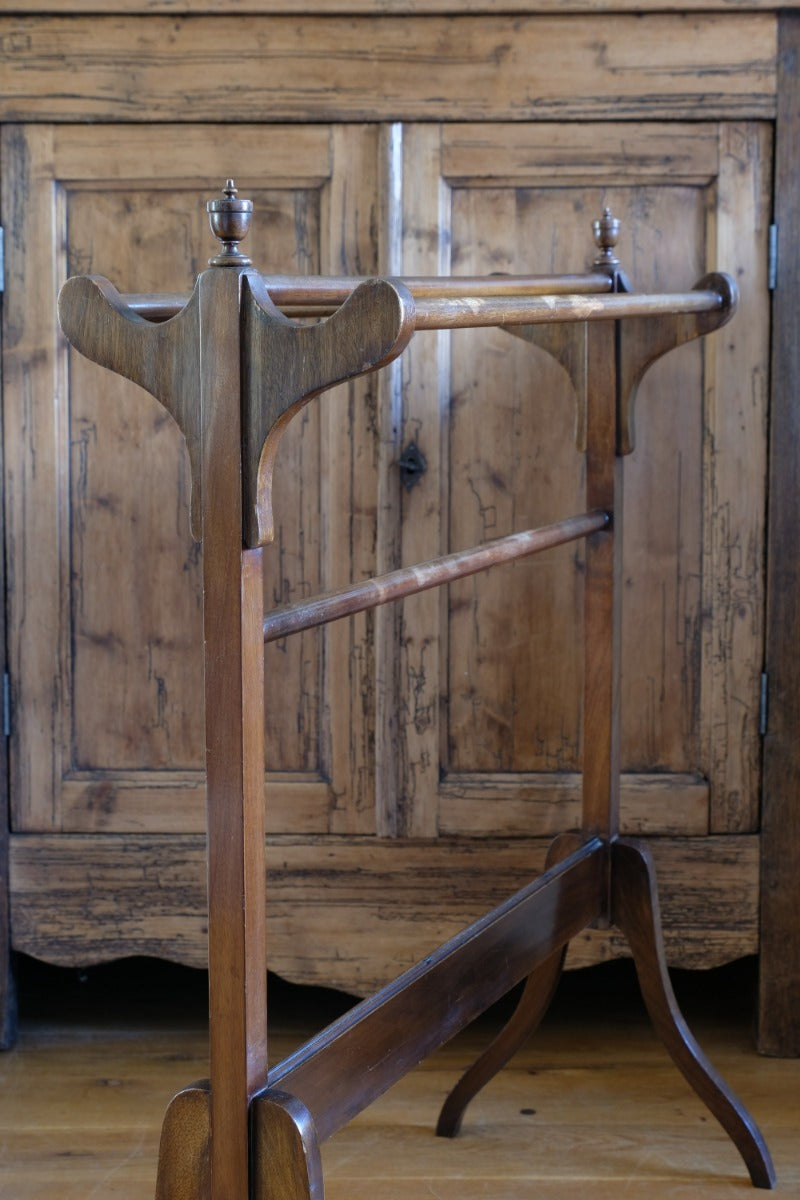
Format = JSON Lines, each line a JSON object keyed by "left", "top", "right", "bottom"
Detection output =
{"left": 155, "top": 1081, "right": 211, "bottom": 1200}
{"left": 251, "top": 1089, "right": 324, "bottom": 1200}
{"left": 612, "top": 838, "right": 776, "bottom": 1189}
{"left": 436, "top": 832, "right": 586, "bottom": 1138}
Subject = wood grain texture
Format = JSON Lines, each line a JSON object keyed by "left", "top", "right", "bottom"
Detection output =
{"left": 197, "top": 268, "right": 268, "bottom": 1200}
{"left": 702, "top": 123, "right": 772, "bottom": 835}
{"left": 155, "top": 1082, "right": 211, "bottom": 1200}
{"left": 759, "top": 11, "right": 800, "bottom": 1056}
{"left": 0, "top": 14, "right": 777, "bottom": 123}
{"left": 264, "top": 839, "right": 605, "bottom": 1143}
{"left": 3, "top": 962, "right": 797, "bottom": 1200}
{"left": 581, "top": 321, "right": 621, "bottom": 839}
{"left": 5, "top": 125, "right": 392, "bottom": 856}
{"left": 397, "top": 123, "right": 768, "bottom": 851}
{"left": 8, "top": 834, "right": 760, "bottom": 993}
{"left": 242, "top": 273, "right": 413, "bottom": 548}
{"left": 252, "top": 1091, "right": 324, "bottom": 1200}
{"left": 612, "top": 839, "right": 775, "bottom": 1188}
{"left": 3, "top": 0, "right": 796, "bottom": 12}
{"left": 0, "top": 275, "right": 12, "bottom": 1043}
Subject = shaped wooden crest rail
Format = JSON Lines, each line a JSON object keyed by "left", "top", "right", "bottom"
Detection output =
{"left": 58, "top": 182, "right": 774, "bottom": 1199}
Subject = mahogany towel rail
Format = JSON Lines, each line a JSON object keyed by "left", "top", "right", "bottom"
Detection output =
{"left": 58, "top": 181, "right": 775, "bottom": 1200}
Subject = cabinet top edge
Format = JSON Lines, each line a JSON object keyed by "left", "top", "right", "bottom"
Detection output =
{"left": 0, "top": 2, "right": 795, "bottom": 13}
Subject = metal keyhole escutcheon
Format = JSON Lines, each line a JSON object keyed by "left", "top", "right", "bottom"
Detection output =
{"left": 397, "top": 441, "right": 427, "bottom": 490}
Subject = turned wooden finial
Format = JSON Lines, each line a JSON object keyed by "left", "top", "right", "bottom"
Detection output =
{"left": 592, "top": 207, "right": 621, "bottom": 269}
{"left": 207, "top": 178, "right": 253, "bottom": 266}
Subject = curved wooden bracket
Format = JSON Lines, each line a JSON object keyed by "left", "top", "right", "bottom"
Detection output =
{"left": 506, "top": 323, "right": 588, "bottom": 451}
{"left": 618, "top": 272, "right": 738, "bottom": 455}
{"left": 58, "top": 270, "right": 416, "bottom": 548}
{"left": 503, "top": 272, "right": 737, "bottom": 458}
{"left": 58, "top": 274, "right": 204, "bottom": 536}
{"left": 242, "top": 273, "right": 416, "bottom": 547}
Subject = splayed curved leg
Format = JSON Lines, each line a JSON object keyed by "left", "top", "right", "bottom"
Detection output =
{"left": 612, "top": 838, "right": 776, "bottom": 1189}
{"left": 436, "top": 942, "right": 566, "bottom": 1137}
{"left": 436, "top": 832, "right": 585, "bottom": 1138}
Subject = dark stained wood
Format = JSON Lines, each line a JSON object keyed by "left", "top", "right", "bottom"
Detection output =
{"left": 252, "top": 1091, "right": 324, "bottom": 1200}
{"left": 57, "top": 275, "right": 204, "bottom": 536}
{"left": 155, "top": 1082, "right": 211, "bottom": 1200}
{"left": 264, "top": 838, "right": 606, "bottom": 1142}
{"left": 435, "top": 831, "right": 584, "bottom": 1138}
{"left": 582, "top": 320, "right": 622, "bottom": 841}
{"left": 197, "top": 266, "right": 268, "bottom": 1200}
{"left": 437, "top": 944, "right": 566, "bottom": 1138}
{"left": 126, "top": 280, "right": 728, "bottom": 329}
{"left": 612, "top": 838, "right": 776, "bottom": 1188}
{"left": 125, "top": 274, "right": 614, "bottom": 318}
{"left": 57, "top": 195, "right": 778, "bottom": 1193}
{"left": 242, "top": 273, "right": 414, "bottom": 547}
{"left": 412, "top": 288, "right": 728, "bottom": 329}
{"left": 759, "top": 10, "right": 800, "bottom": 1057}
{"left": 263, "top": 512, "right": 608, "bottom": 643}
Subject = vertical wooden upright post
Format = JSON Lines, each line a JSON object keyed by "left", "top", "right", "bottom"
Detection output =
{"left": 582, "top": 210, "right": 623, "bottom": 848}
{"left": 199, "top": 198, "right": 268, "bottom": 1199}
{"left": 581, "top": 314, "right": 622, "bottom": 845}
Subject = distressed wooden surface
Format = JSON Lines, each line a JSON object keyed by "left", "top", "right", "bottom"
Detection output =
{"left": 0, "top": 14, "right": 777, "bottom": 122}
{"left": 3, "top": 124, "right": 386, "bottom": 841}
{"left": 2, "top": 959, "right": 798, "bottom": 1199}
{"left": 759, "top": 12, "right": 800, "bottom": 1057}
{"left": 3, "top": 0, "right": 797, "bottom": 12}
{"left": 1, "top": 12, "right": 787, "bottom": 1035}
{"left": 396, "top": 122, "right": 769, "bottom": 849}
{"left": 9, "top": 835, "right": 759, "bottom": 994}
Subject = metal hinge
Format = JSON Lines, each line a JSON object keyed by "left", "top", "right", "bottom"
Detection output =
{"left": 0, "top": 226, "right": 4, "bottom": 294}
{"left": 768, "top": 224, "right": 778, "bottom": 292}
{"left": 3, "top": 673, "right": 10, "bottom": 738}
{"left": 759, "top": 671, "right": 769, "bottom": 737}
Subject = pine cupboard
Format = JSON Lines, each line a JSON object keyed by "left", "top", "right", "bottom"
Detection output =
{"left": 0, "top": 5, "right": 797, "bottom": 1056}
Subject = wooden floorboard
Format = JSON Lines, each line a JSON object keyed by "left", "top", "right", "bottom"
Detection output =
{"left": 1, "top": 956, "right": 798, "bottom": 1198}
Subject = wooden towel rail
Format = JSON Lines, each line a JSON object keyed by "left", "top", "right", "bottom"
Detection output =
{"left": 57, "top": 181, "right": 775, "bottom": 1200}
{"left": 263, "top": 511, "right": 609, "bottom": 643}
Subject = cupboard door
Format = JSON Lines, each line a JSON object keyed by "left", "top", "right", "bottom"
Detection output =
{"left": 3, "top": 123, "right": 388, "bottom": 836}
{"left": 389, "top": 122, "right": 771, "bottom": 840}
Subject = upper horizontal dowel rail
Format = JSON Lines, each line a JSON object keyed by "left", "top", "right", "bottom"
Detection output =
{"left": 122, "top": 279, "right": 728, "bottom": 329}
{"left": 122, "top": 272, "right": 614, "bottom": 322}
{"left": 412, "top": 288, "right": 725, "bottom": 330}
{"left": 263, "top": 510, "right": 609, "bottom": 643}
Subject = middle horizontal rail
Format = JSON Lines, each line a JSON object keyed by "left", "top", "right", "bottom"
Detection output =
{"left": 263, "top": 510, "right": 609, "bottom": 643}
